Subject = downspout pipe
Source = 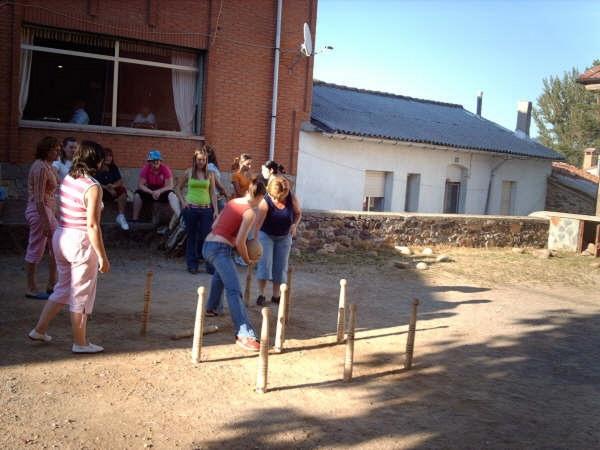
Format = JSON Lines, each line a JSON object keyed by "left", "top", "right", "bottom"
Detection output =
{"left": 484, "top": 158, "right": 509, "bottom": 214}
{"left": 268, "top": 0, "right": 283, "bottom": 161}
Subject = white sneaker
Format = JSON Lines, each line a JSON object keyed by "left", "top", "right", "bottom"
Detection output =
{"left": 28, "top": 329, "right": 52, "bottom": 342}
{"left": 72, "top": 342, "right": 104, "bottom": 354}
{"left": 116, "top": 214, "right": 129, "bottom": 231}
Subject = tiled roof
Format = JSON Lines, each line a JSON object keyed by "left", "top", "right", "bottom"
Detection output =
{"left": 311, "top": 81, "right": 564, "bottom": 160}
{"left": 552, "top": 162, "right": 599, "bottom": 184}
{"left": 578, "top": 65, "right": 600, "bottom": 84}
{"left": 551, "top": 174, "right": 597, "bottom": 198}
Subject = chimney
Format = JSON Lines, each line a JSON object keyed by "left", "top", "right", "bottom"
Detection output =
{"left": 583, "top": 148, "right": 599, "bottom": 170}
{"left": 515, "top": 101, "right": 532, "bottom": 137}
{"left": 476, "top": 91, "right": 483, "bottom": 116}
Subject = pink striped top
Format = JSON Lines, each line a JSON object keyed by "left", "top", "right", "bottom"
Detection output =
{"left": 58, "top": 175, "right": 100, "bottom": 230}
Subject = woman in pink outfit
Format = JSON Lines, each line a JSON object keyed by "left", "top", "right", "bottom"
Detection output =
{"left": 25, "top": 136, "right": 60, "bottom": 300}
{"left": 29, "top": 141, "right": 110, "bottom": 354}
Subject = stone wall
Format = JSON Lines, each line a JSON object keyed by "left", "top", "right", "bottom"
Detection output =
{"left": 545, "top": 176, "right": 596, "bottom": 216}
{"left": 294, "top": 211, "right": 549, "bottom": 254}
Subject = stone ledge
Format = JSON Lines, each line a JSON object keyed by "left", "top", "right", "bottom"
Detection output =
{"left": 302, "top": 209, "right": 548, "bottom": 222}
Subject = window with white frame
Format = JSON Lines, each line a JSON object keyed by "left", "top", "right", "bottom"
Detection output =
{"left": 19, "top": 25, "right": 203, "bottom": 135}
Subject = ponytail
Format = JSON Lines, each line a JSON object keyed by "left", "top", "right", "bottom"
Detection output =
{"left": 231, "top": 153, "right": 252, "bottom": 171}
{"left": 264, "top": 160, "right": 285, "bottom": 176}
{"left": 247, "top": 175, "right": 266, "bottom": 199}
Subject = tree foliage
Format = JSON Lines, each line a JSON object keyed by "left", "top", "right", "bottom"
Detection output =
{"left": 533, "top": 60, "right": 600, "bottom": 166}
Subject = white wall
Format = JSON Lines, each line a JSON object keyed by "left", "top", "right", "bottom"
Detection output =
{"left": 296, "top": 131, "right": 552, "bottom": 215}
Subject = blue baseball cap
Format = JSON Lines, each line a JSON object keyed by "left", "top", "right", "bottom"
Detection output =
{"left": 147, "top": 149, "right": 162, "bottom": 161}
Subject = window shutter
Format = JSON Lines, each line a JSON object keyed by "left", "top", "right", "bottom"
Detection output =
{"left": 364, "top": 171, "right": 385, "bottom": 197}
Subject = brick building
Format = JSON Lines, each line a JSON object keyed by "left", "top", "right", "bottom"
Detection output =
{"left": 0, "top": 0, "right": 317, "bottom": 199}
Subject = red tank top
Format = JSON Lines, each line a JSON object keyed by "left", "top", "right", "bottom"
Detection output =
{"left": 212, "top": 200, "right": 251, "bottom": 245}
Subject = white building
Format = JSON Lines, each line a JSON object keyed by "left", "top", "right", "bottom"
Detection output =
{"left": 296, "top": 82, "right": 563, "bottom": 215}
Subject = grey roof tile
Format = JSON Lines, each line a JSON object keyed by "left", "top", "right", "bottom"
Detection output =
{"left": 311, "top": 81, "right": 564, "bottom": 160}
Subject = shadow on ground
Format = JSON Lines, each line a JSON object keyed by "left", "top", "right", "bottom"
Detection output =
{"left": 2, "top": 249, "right": 599, "bottom": 448}
{"left": 196, "top": 310, "right": 600, "bottom": 449}
{"left": 1, "top": 251, "right": 488, "bottom": 368}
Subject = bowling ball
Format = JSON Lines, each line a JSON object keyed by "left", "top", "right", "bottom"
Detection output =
{"left": 247, "top": 239, "right": 263, "bottom": 260}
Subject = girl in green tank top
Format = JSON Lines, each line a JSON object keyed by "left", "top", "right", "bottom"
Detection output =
{"left": 186, "top": 177, "right": 211, "bottom": 205}
{"left": 176, "top": 147, "right": 219, "bottom": 273}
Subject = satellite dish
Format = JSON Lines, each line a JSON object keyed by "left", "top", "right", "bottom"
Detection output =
{"left": 300, "top": 22, "right": 312, "bottom": 57}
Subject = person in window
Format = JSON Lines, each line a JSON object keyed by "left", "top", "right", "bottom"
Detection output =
{"left": 52, "top": 137, "right": 77, "bottom": 181}
{"left": 29, "top": 141, "right": 110, "bottom": 353}
{"left": 96, "top": 147, "right": 129, "bottom": 231}
{"left": 254, "top": 176, "right": 302, "bottom": 306}
{"left": 25, "top": 136, "right": 60, "bottom": 300}
{"left": 205, "top": 144, "right": 229, "bottom": 212}
{"left": 132, "top": 150, "right": 181, "bottom": 230}
{"left": 69, "top": 99, "right": 90, "bottom": 125}
{"left": 131, "top": 106, "right": 157, "bottom": 129}
{"left": 175, "top": 147, "right": 218, "bottom": 274}
{"left": 202, "top": 176, "right": 266, "bottom": 352}
{"left": 230, "top": 153, "right": 253, "bottom": 198}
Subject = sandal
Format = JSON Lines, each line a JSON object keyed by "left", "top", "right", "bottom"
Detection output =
{"left": 256, "top": 295, "right": 266, "bottom": 306}
{"left": 205, "top": 310, "right": 219, "bottom": 317}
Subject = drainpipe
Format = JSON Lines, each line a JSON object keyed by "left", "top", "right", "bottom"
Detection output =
{"left": 484, "top": 158, "right": 509, "bottom": 214}
{"left": 268, "top": 0, "right": 283, "bottom": 161}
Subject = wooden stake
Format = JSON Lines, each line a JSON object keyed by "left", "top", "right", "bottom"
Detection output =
{"left": 256, "top": 307, "right": 270, "bottom": 393}
{"left": 244, "top": 263, "right": 253, "bottom": 307}
{"left": 285, "top": 266, "right": 293, "bottom": 324}
{"left": 343, "top": 303, "right": 357, "bottom": 382}
{"left": 274, "top": 283, "right": 288, "bottom": 353}
{"left": 336, "top": 279, "right": 347, "bottom": 343}
{"left": 191, "top": 286, "right": 207, "bottom": 364}
{"left": 171, "top": 324, "right": 219, "bottom": 340}
{"left": 404, "top": 298, "right": 420, "bottom": 370}
{"left": 140, "top": 270, "right": 153, "bottom": 336}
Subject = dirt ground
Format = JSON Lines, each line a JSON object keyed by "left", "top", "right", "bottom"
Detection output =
{"left": 1, "top": 247, "right": 600, "bottom": 449}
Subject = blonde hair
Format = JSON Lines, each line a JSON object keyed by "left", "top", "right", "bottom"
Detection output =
{"left": 267, "top": 175, "right": 290, "bottom": 202}
{"left": 191, "top": 147, "right": 208, "bottom": 179}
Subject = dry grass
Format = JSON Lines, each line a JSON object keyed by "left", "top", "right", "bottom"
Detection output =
{"left": 294, "top": 246, "right": 600, "bottom": 288}
{"left": 431, "top": 247, "right": 600, "bottom": 287}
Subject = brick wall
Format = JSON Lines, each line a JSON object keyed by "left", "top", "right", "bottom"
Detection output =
{"left": 0, "top": 0, "right": 316, "bottom": 172}
{"left": 545, "top": 177, "right": 596, "bottom": 216}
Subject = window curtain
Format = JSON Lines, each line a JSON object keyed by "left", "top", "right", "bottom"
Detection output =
{"left": 19, "top": 29, "right": 33, "bottom": 119}
{"left": 171, "top": 52, "right": 197, "bottom": 134}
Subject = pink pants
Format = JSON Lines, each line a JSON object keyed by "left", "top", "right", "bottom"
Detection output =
{"left": 25, "top": 202, "right": 57, "bottom": 264}
{"left": 48, "top": 227, "right": 99, "bottom": 314}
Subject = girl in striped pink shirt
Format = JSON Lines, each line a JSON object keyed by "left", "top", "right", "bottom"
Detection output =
{"left": 30, "top": 141, "right": 110, "bottom": 354}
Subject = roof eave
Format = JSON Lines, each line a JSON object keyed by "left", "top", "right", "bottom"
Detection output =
{"left": 309, "top": 126, "right": 564, "bottom": 161}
